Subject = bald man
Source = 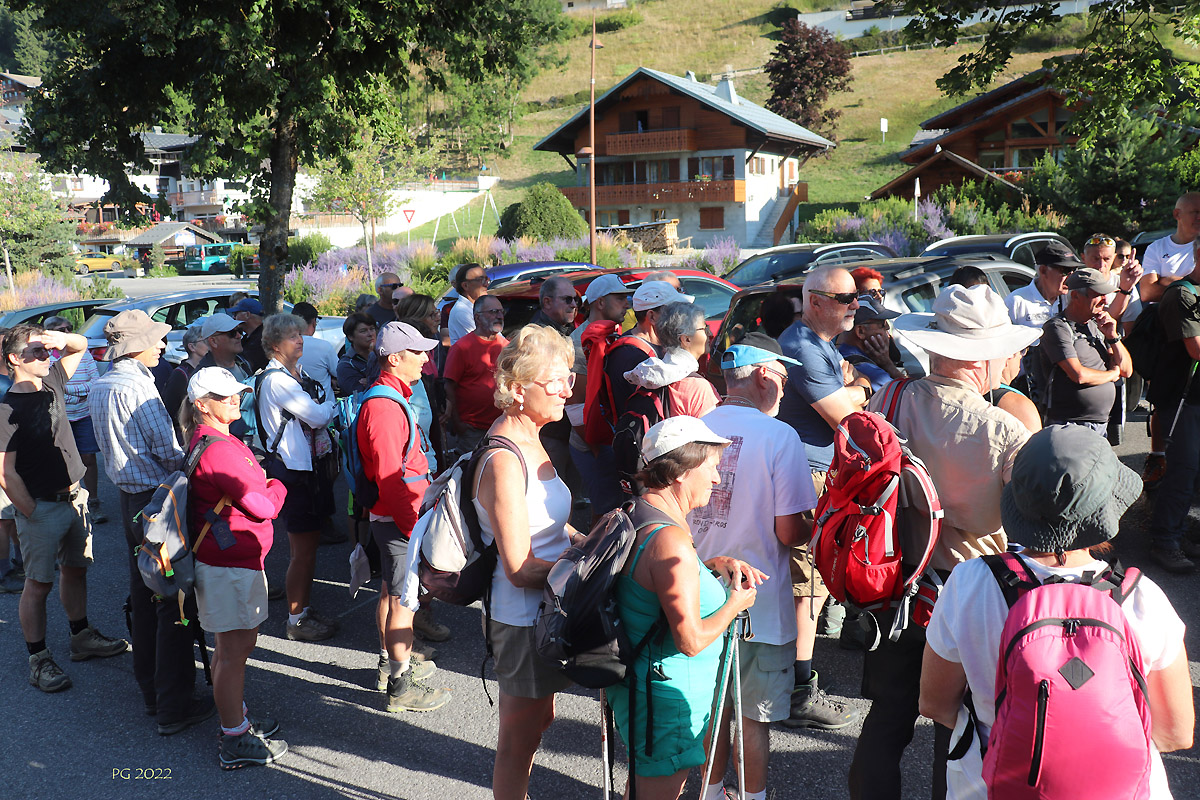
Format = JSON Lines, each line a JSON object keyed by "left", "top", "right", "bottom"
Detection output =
{"left": 1139, "top": 192, "right": 1200, "bottom": 304}
{"left": 367, "top": 272, "right": 407, "bottom": 328}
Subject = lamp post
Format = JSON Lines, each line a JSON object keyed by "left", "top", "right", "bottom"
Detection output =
{"left": 588, "top": 11, "right": 599, "bottom": 265}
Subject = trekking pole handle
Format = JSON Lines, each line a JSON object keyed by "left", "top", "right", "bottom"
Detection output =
{"left": 735, "top": 609, "right": 754, "bottom": 641}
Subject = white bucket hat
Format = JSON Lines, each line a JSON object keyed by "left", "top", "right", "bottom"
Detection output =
{"left": 892, "top": 284, "right": 1042, "bottom": 361}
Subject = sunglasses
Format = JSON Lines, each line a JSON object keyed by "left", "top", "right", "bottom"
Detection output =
{"left": 223, "top": 330, "right": 244, "bottom": 339}
{"left": 862, "top": 288, "right": 884, "bottom": 299}
{"left": 1085, "top": 235, "right": 1116, "bottom": 248}
{"left": 809, "top": 289, "right": 859, "bottom": 305}
{"left": 379, "top": 282, "right": 403, "bottom": 291}
{"left": 554, "top": 295, "right": 581, "bottom": 306}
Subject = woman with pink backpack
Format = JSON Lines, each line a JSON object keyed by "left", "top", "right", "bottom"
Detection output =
{"left": 919, "top": 425, "right": 1193, "bottom": 799}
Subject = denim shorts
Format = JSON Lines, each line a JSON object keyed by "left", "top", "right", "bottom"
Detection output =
{"left": 70, "top": 417, "right": 101, "bottom": 455}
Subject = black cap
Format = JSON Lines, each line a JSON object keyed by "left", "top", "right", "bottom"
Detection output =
{"left": 1035, "top": 242, "right": 1084, "bottom": 272}
{"left": 292, "top": 301, "right": 320, "bottom": 323}
{"left": 854, "top": 296, "right": 902, "bottom": 325}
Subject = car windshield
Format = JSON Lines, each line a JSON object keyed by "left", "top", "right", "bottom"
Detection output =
{"left": 725, "top": 251, "right": 812, "bottom": 287}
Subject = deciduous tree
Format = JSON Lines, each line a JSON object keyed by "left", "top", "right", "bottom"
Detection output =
{"left": 0, "top": 150, "right": 75, "bottom": 288}
{"left": 764, "top": 20, "right": 853, "bottom": 141}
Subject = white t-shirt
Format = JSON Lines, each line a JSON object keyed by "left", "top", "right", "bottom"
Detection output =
{"left": 1005, "top": 279, "right": 1064, "bottom": 329}
{"left": 687, "top": 404, "right": 817, "bottom": 645}
{"left": 925, "top": 553, "right": 1186, "bottom": 800}
{"left": 299, "top": 335, "right": 338, "bottom": 402}
{"left": 1143, "top": 234, "right": 1194, "bottom": 280}
{"left": 448, "top": 296, "right": 476, "bottom": 345}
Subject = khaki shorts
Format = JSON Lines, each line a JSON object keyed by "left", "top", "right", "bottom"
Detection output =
{"left": 737, "top": 640, "right": 796, "bottom": 723}
{"left": 791, "top": 469, "right": 827, "bottom": 596}
{"left": 194, "top": 562, "right": 269, "bottom": 633}
{"left": 488, "top": 619, "right": 573, "bottom": 699}
{"left": 15, "top": 488, "right": 92, "bottom": 584}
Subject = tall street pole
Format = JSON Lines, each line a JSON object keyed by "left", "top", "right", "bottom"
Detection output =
{"left": 589, "top": 10, "right": 597, "bottom": 266}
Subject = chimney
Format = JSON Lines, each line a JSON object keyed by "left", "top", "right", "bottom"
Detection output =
{"left": 152, "top": 125, "right": 163, "bottom": 134}
{"left": 715, "top": 77, "right": 739, "bottom": 106}
{"left": 685, "top": 70, "right": 697, "bottom": 82}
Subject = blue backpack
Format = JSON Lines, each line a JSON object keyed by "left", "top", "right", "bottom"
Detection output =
{"left": 336, "top": 384, "right": 422, "bottom": 509}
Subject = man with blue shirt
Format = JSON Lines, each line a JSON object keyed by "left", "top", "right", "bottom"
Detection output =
{"left": 776, "top": 266, "right": 872, "bottom": 725}
{"left": 838, "top": 297, "right": 906, "bottom": 391}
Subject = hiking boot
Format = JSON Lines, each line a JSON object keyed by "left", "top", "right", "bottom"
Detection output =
{"left": 413, "top": 605, "right": 451, "bottom": 642}
{"left": 412, "top": 640, "right": 437, "bottom": 662}
{"left": 307, "top": 607, "right": 341, "bottom": 632}
{"left": 69, "top": 625, "right": 129, "bottom": 661}
{"left": 249, "top": 716, "right": 280, "bottom": 738}
{"left": 375, "top": 653, "right": 437, "bottom": 690}
{"left": 1150, "top": 547, "right": 1195, "bottom": 574}
{"left": 88, "top": 500, "right": 107, "bottom": 524}
{"left": 385, "top": 669, "right": 451, "bottom": 712}
{"left": 28, "top": 650, "right": 71, "bottom": 693}
{"left": 817, "top": 599, "right": 846, "bottom": 637}
{"left": 1142, "top": 454, "right": 1167, "bottom": 490}
{"left": 158, "top": 696, "right": 217, "bottom": 736}
{"left": 783, "top": 672, "right": 861, "bottom": 730}
{"left": 0, "top": 571, "right": 23, "bottom": 594}
{"left": 219, "top": 729, "right": 288, "bottom": 770}
{"left": 286, "top": 614, "right": 336, "bottom": 642}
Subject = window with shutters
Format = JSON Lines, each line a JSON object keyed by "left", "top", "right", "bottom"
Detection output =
{"left": 699, "top": 207, "right": 725, "bottom": 230}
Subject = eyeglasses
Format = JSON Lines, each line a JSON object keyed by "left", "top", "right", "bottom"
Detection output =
{"left": 463, "top": 274, "right": 490, "bottom": 285}
{"left": 554, "top": 295, "right": 581, "bottom": 306}
{"left": 761, "top": 365, "right": 789, "bottom": 386}
{"left": 528, "top": 373, "right": 577, "bottom": 395}
{"left": 477, "top": 307, "right": 506, "bottom": 316}
{"left": 809, "top": 289, "right": 859, "bottom": 305}
{"left": 862, "top": 288, "right": 884, "bottom": 300}
{"left": 1085, "top": 235, "right": 1116, "bottom": 248}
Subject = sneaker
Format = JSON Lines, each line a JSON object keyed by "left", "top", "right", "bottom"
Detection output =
{"left": 88, "top": 500, "right": 107, "bottom": 524}
{"left": 1142, "top": 454, "right": 1167, "bottom": 490}
{"left": 219, "top": 729, "right": 288, "bottom": 770}
{"left": 0, "top": 571, "right": 23, "bottom": 594}
{"left": 1150, "top": 547, "right": 1196, "bottom": 574}
{"left": 385, "top": 669, "right": 452, "bottom": 712}
{"left": 285, "top": 614, "right": 336, "bottom": 642}
{"left": 375, "top": 654, "right": 436, "bottom": 690}
{"left": 413, "top": 606, "right": 451, "bottom": 642}
{"left": 307, "top": 607, "right": 341, "bottom": 632}
{"left": 817, "top": 599, "right": 846, "bottom": 637}
{"left": 28, "top": 649, "right": 72, "bottom": 693}
{"left": 783, "top": 672, "right": 861, "bottom": 730}
{"left": 158, "top": 696, "right": 217, "bottom": 736}
{"left": 69, "top": 625, "right": 130, "bottom": 661}
{"left": 249, "top": 716, "right": 280, "bottom": 738}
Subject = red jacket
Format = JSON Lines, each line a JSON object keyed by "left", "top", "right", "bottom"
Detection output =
{"left": 189, "top": 425, "right": 287, "bottom": 570}
{"left": 357, "top": 372, "right": 430, "bottom": 535}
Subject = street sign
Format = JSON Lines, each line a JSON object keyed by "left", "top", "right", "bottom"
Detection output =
{"left": 881, "top": 117, "right": 888, "bottom": 144}
{"left": 403, "top": 209, "right": 416, "bottom": 223}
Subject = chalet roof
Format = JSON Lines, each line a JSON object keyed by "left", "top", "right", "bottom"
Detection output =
{"left": 907, "top": 128, "right": 947, "bottom": 149}
{"left": 125, "top": 222, "right": 220, "bottom": 246}
{"left": 868, "top": 149, "right": 1022, "bottom": 201}
{"left": 919, "top": 69, "right": 1050, "bottom": 132}
{"left": 534, "top": 67, "right": 834, "bottom": 154}
{"left": 141, "top": 132, "right": 199, "bottom": 152}
{"left": 0, "top": 72, "right": 41, "bottom": 89}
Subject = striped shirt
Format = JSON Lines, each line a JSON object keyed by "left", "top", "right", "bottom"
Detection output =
{"left": 89, "top": 358, "right": 185, "bottom": 493}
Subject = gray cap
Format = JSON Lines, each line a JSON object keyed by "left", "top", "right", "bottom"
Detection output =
{"left": 377, "top": 321, "right": 438, "bottom": 357}
{"left": 1000, "top": 425, "right": 1141, "bottom": 554}
{"left": 199, "top": 314, "right": 241, "bottom": 339}
{"left": 1065, "top": 267, "right": 1119, "bottom": 295}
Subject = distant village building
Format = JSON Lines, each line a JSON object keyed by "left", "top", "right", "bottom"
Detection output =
{"left": 535, "top": 67, "right": 833, "bottom": 248}
{"left": 870, "top": 70, "right": 1076, "bottom": 200}
{"left": 559, "top": 0, "right": 627, "bottom": 12}
{"left": 0, "top": 72, "right": 40, "bottom": 108}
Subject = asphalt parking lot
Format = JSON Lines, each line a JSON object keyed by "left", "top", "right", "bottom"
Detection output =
{"left": 3, "top": 407, "right": 1199, "bottom": 799}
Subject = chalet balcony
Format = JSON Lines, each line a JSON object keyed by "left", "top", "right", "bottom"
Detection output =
{"left": 605, "top": 128, "right": 698, "bottom": 155}
{"left": 169, "top": 189, "right": 223, "bottom": 209}
{"left": 561, "top": 180, "right": 745, "bottom": 207}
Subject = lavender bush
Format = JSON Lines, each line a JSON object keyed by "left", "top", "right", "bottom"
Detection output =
{"left": 284, "top": 262, "right": 374, "bottom": 316}
{"left": 0, "top": 271, "right": 77, "bottom": 311}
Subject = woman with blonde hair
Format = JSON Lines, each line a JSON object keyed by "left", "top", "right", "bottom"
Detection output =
{"left": 471, "top": 324, "right": 584, "bottom": 799}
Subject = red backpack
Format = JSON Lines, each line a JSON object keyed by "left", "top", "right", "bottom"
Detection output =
{"left": 581, "top": 327, "right": 657, "bottom": 447}
{"left": 972, "top": 552, "right": 1152, "bottom": 799}
{"left": 810, "top": 408, "right": 943, "bottom": 646}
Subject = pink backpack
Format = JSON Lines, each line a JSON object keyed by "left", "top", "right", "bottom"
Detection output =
{"left": 976, "top": 552, "right": 1152, "bottom": 799}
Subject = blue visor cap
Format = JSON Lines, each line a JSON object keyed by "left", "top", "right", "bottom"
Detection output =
{"left": 721, "top": 344, "right": 801, "bottom": 369}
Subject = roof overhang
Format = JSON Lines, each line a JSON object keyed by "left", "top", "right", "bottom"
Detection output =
{"left": 868, "top": 149, "right": 1023, "bottom": 201}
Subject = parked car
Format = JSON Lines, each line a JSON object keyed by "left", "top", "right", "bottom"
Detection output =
{"left": 0, "top": 299, "right": 123, "bottom": 331}
{"left": 78, "top": 290, "right": 346, "bottom": 368}
{"left": 486, "top": 267, "right": 740, "bottom": 338}
{"left": 74, "top": 252, "right": 126, "bottom": 274}
{"left": 708, "top": 253, "right": 1036, "bottom": 388}
{"left": 723, "top": 242, "right": 898, "bottom": 288}
{"left": 919, "top": 232, "right": 1075, "bottom": 267}
{"left": 437, "top": 260, "right": 597, "bottom": 307}
{"left": 1130, "top": 228, "right": 1174, "bottom": 261}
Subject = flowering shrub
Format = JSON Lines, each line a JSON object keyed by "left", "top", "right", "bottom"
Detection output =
{"left": 677, "top": 236, "right": 741, "bottom": 274}
{"left": 0, "top": 270, "right": 122, "bottom": 312}
{"left": 284, "top": 262, "right": 374, "bottom": 316}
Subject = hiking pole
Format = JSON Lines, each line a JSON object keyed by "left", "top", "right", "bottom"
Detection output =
{"left": 699, "top": 625, "right": 737, "bottom": 797}
{"left": 600, "top": 690, "right": 611, "bottom": 799}
{"left": 732, "top": 611, "right": 750, "bottom": 800}
{"left": 1165, "top": 361, "right": 1198, "bottom": 446}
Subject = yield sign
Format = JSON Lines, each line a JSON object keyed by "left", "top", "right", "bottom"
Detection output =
{"left": 403, "top": 209, "right": 416, "bottom": 223}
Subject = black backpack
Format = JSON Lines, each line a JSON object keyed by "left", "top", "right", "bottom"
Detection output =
{"left": 611, "top": 384, "right": 676, "bottom": 497}
{"left": 534, "top": 500, "right": 674, "bottom": 689}
{"left": 1125, "top": 279, "right": 1196, "bottom": 383}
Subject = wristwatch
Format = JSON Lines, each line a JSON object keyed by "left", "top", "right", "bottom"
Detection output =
{"left": 1105, "top": 336, "right": 1121, "bottom": 345}
{"left": 1118, "top": 287, "right": 1133, "bottom": 296}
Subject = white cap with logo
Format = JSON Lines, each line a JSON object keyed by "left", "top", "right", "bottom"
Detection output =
{"left": 640, "top": 415, "right": 731, "bottom": 464}
{"left": 632, "top": 281, "right": 695, "bottom": 312}
{"left": 188, "top": 367, "right": 251, "bottom": 403}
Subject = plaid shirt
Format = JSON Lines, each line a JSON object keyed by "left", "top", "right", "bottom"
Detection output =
{"left": 89, "top": 358, "right": 185, "bottom": 493}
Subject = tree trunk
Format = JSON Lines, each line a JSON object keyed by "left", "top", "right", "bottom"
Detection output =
{"left": 363, "top": 219, "right": 374, "bottom": 280}
{"left": 258, "top": 110, "right": 299, "bottom": 314}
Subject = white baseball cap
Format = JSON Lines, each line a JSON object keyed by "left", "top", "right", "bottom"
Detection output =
{"left": 187, "top": 367, "right": 251, "bottom": 403}
{"left": 199, "top": 314, "right": 241, "bottom": 339}
{"left": 583, "top": 273, "right": 634, "bottom": 304}
{"left": 641, "top": 416, "right": 731, "bottom": 464}
{"left": 632, "top": 281, "right": 694, "bottom": 312}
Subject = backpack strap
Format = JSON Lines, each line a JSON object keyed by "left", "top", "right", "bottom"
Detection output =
{"left": 627, "top": 524, "right": 670, "bottom": 574}
{"left": 254, "top": 367, "right": 297, "bottom": 457}
{"left": 877, "top": 377, "right": 914, "bottom": 423}
{"left": 982, "top": 552, "right": 1041, "bottom": 609}
{"left": 359, "top": 384, "right": 424, "bottom": 481}
{"left": 184, "top": 434, "right": 236, "bottom": 551}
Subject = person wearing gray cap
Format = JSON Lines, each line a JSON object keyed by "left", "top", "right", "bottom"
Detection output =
{"left": 919, "top": 425, "right": 1193, "bottom": 799}
{"left": 1036, "top": 267, "right": 1132, "bottom": 431}
{"left": 91, "top": 310, "right": 213, "bottom": 732}
{"left": 838, "top": 297, "right": 906, "bottom": 391}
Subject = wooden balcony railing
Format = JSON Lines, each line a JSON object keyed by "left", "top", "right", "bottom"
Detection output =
{"left": 169, "top": 190, "right": 222, "bottom": 208}
{"left": 605, "top": 128, "right": 698, "bottom": 155}
{"left": 561, "top": 180, "right": 745, "bottom": 207}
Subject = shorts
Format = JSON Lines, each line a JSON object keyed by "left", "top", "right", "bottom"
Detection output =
{"left": 737, "top": 640, "right": 795, "bottom": 723}
{"left": 488, "top": 619, "right": 574, "bottom": 699}
{"left": 0, "top": 484, "right": 15, "bottom": 520}
{"left": 15, "top": 488, "right": 92, "bottom": 584}
{"left": 792, "top": 469, "right": 827, "bottom": 596}
{"left": 194, "top": 562, "right": 269, "bottom": 633}
{"left": 265, "top": 457, "right": 335, "bottom": 533}
{"left": 69, "top": 417, "right": 100, "bottom": 455}
{"left": 371, "top": 519, "right": 410, "bottom": 590}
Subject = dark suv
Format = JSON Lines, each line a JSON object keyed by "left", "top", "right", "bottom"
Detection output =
{"left": 708, "top": 254, "right": 1035, "bottom": 386}
{"left": 723, "top": 241, "right": 898, "bottom": 288}
{"left": 919, "top": 232, "right": 1075, "bottom": 267}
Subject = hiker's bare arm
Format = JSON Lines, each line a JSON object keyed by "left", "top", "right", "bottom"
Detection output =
{"left": 1138, "top": 273, "right": 1179, "bottom": 303}
{"left": 997, "top": 391, "right": 1042, "bottom": 433}
{"left": 918, "top": 645, "right": 968, "bottom": 729}
{"left": 0, "top": 452, "right": 35, "bottom": 517}
{"left": 812, "top": 387, "right": 864, "bottom": 429}
{"left": 475, "top": 449, "right": 554, "bottom": 589}
{"left": 1184, "top": 335, "right": 1200, "bottom": 362}
{"left": 1148, "top": 646, "right": 1195, "bottom": 753}
{"left": 774, "top": 512, "right": 811, "bottom": 548}
{"left": 37, "top": 331, "right": 86, "bottom": 380}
